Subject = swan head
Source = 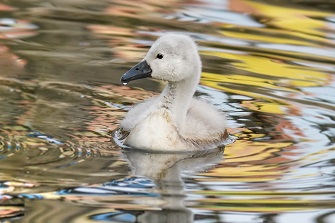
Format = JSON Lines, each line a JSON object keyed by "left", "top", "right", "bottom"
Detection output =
{"left": 121, "top": 34, "right": 201, "bottom": 84}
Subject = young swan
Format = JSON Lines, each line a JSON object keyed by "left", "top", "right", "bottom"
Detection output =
{"left": 117, "top": 34, "right": 227, "bottom": 151}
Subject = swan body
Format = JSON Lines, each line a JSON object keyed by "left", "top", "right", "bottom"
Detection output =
{"left": 117, "top": 34, "right": 227, "bottom": 151}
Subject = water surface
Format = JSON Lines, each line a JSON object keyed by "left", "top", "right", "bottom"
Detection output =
{"left": 0, "top": 0, "right": 335, "bottom": 222}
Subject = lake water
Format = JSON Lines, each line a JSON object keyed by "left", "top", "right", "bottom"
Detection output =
{"left": 0, "top": 0, "right": 335, "bottom": 222}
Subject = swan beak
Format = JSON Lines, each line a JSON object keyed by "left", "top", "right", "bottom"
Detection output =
{"left": 121, "top": 60, "right": 152, "bottom": 84}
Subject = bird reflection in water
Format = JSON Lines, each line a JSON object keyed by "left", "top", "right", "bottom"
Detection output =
{"left": 120, "top": 147, "right": 225, "bottom": 223}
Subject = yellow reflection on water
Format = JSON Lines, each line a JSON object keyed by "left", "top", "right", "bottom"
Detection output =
{"left": 244, "top": 0, "right": 333, "bottom": 37}
{"left": 202, "top": 51, "right": 330, "bottom": 88}
{"left": 200, "top": 50, "right": 332, "bottom": 114}
{"left": 199, "top": 138, "right": 293, "bottom": 182}
{"left": 192, "top": 197, "right": 335, "bottom": 212}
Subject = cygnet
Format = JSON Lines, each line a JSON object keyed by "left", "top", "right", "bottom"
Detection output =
{"left": 116, "top": 34, "right": 228, "bottom": 151}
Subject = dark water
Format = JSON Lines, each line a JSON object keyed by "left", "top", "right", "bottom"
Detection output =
{"left": 0, "top": 0, "right": 335, "bottom": 222}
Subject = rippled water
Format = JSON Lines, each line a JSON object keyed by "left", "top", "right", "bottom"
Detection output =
{"left": 0, "top": 0, "right": 335, "bottom": 222}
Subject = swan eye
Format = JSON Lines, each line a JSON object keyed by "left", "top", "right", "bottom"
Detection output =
{"left": 156, "top": 53, "right": 164, "bottom": 59}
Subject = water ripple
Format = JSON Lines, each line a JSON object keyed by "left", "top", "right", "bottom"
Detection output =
{"left": 0, "top": 0, "right": 334, "bottom": 222}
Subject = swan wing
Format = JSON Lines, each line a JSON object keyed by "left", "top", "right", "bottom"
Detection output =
{"left": 120, "top": 97, "right": 159, "bottom": 131}
{"left": 184, "top": 98, "right": 226, "bottom": 140}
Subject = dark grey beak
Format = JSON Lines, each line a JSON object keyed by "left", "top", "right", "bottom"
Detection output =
{"left": 121, "top": 60, "right": 152, "bottom": 85}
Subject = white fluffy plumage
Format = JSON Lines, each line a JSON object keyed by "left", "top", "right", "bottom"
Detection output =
{"left": 117, "top": 34, "right": 228, "bottom": 151}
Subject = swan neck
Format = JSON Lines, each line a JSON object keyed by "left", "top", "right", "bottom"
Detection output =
{"left": 160, "top": 75, "right": 199, "bottom": 130}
